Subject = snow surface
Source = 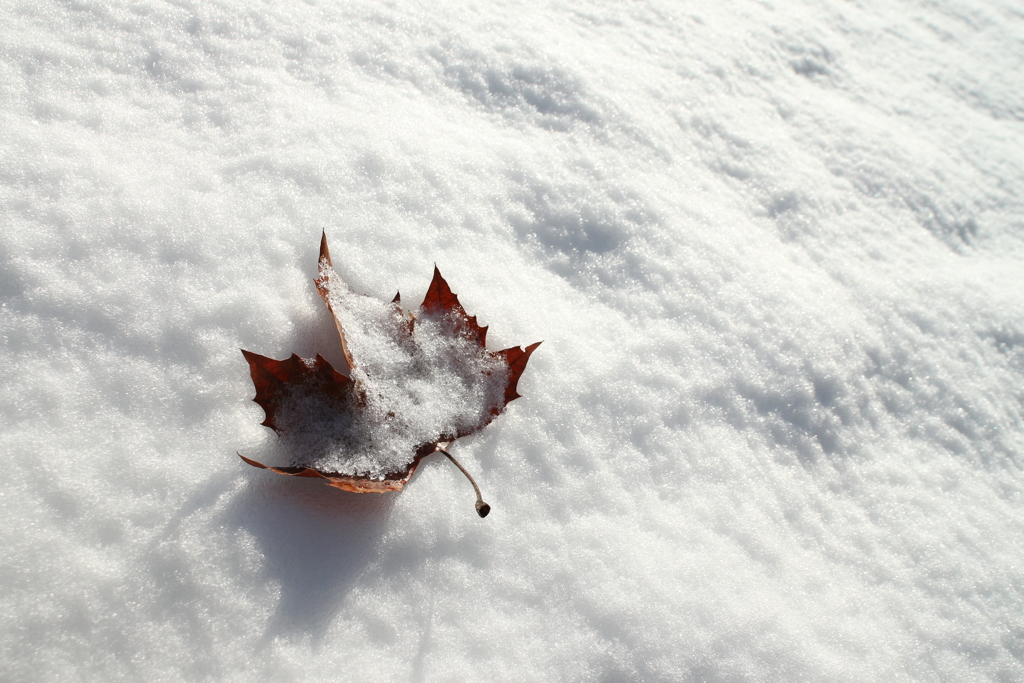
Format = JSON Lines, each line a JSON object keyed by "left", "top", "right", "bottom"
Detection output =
{"left": 2, "top": 0, "right": 1024, "bottom": 680}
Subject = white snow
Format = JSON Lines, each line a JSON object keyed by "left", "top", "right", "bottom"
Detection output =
{"left": 2, "top": 0, "right": 1024, "bottom": 681}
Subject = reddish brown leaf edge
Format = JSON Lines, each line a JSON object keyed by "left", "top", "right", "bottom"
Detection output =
{"left": 237, "top": 443, "right": 437, "bottom": 494}
{"left": 239, "top": 233, "right": 541, "bottom": 504}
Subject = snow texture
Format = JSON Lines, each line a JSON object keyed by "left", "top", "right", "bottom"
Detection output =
{"left": 2, "top": 0, "right": 1024, "bottom": 681}
{"left": 271, "top": 262, "right": 506, "bottom": 478}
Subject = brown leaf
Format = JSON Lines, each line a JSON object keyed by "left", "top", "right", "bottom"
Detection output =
{"left": 240, "top": 233, "right": 540, "bottom": 498}
{"left": 240, "top": 351, "right": 352, "bottom": 433}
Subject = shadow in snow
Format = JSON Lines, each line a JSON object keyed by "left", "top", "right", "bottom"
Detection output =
{"left": 225, "top": 475, "right": 396, "bottom": 642}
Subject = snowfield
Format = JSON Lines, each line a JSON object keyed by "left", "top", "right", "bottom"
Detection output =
{"left": 2, "top": 0, "right": 1024, "bottom": 680}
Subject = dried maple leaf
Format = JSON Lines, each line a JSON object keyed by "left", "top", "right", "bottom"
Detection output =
{"left": 240, "top": 232, "right": 540, "bottom": 516}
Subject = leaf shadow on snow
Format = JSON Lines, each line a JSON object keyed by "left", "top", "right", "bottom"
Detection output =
{"left": 141, "top": 467, "right": 397, "bottom": 670}
{"left": 224, "top": 476, "right": 396, "bottom": 643}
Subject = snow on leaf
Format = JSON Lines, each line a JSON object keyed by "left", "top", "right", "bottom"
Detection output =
{"left": 240, "top": 232, "right": 540, "bottom": 511}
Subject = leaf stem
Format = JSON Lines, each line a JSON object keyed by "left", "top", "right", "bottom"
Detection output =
{"left": 439, "top": 448, "right": 490, "bottom": 518}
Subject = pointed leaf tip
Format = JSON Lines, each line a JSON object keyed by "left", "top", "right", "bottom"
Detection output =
{"left": 319, "top": 230, "right": 332, "bottom": 267}
{"left": 499, "top": 341, "right": 542, "bottom": 405}
{"left": 422, "top": 265, "right": 458, "bottom": 313}
{"left": 419, "top": 269, "right": 489, "bottom": 348}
